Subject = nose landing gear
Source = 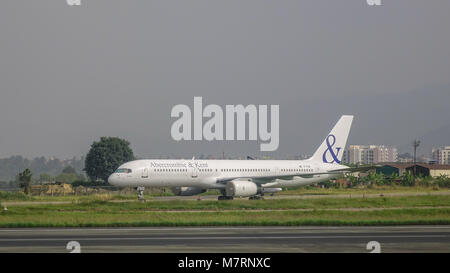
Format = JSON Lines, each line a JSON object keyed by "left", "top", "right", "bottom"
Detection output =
{"left": 137, "top": 186, "right": 146, "bottom": 202}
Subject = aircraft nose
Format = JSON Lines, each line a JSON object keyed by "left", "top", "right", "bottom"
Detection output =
{"left": 108, "top": 173, "right": 120, "bottom": 186}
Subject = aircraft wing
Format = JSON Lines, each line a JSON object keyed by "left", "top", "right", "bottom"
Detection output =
{"left": 327, "top": 165, "right": 379, "bottom": 173}
{"left": 216, "top": 173, "right": 327, "bottom": 184}
{"left": 216, "top": 165, "right": 378, "bottom": 184}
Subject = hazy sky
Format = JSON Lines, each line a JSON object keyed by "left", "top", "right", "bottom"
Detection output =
{"left": 1, "top": 0, "right": 449, "bottom": 159}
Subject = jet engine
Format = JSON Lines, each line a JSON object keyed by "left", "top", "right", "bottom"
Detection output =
{"left": 226, "top": 180, "right": 258, "bottom": 197}
{"left": 171, "top": 187, "right": 206, "bottom": 196}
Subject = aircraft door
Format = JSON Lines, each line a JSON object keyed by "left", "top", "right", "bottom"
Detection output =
{"left": 142, "top": 168, "right": 148, "bottom": 178}
{"left": 190, "top": 165, "right": 198, "bottom": 179}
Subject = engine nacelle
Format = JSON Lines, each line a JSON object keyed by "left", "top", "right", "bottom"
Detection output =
{"left": 171, "top": 187, "right": 206, "bottom": 196}
{"left": 226, "top": 180, "right": 258, "bottom": 197}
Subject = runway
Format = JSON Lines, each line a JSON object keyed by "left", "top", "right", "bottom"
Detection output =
{"left": 0, "top": 226, "right": 449, "bottom": 253}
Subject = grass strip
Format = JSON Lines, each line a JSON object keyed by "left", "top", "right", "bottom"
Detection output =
{"left": 0, "top": 207, "right": 449, "bottom": 227}
{"left": 6, "top": 195, "right": 448, "bottom": 211}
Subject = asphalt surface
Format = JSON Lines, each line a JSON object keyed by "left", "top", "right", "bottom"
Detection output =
{"left": 0, "top": 226, "right": 449, "bottom": 253}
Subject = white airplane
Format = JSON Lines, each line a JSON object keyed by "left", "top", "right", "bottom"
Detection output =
{"left": 109, "top": 115, "right": 362, "bottom": 200}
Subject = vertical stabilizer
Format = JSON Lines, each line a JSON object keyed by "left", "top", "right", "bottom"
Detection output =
{"left": 310, "top": 115, "right": 353, "bottom": 164}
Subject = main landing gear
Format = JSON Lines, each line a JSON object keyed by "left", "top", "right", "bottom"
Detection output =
{"left": 137, "top": 186, "right": 146, "bottom": 202}
{"left": 218, "top": 189, "right": 234, "bottom": 200}
{"left": 218, "top": 196, "right": 234, "bottom": 201}
{"left": 249, "top": 195, "right": 264, "bottom": 200}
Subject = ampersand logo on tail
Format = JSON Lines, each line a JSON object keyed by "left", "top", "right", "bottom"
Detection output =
{"left": 322, "top": 134, "right": 342, "bottom": 163}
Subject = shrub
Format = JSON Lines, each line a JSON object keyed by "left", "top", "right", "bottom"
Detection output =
{"left": 400, "top": 172, "right": 415, "bottom": 187}
{"left": 435, "top": 175, "right": 450, "bottom": 188}
{"left": 0, "top": 191, "right": 33, "bottom": 200}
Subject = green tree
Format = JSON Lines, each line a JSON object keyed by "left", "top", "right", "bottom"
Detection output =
{"left": 347, "top": 173, "right": 359, "bottom": 188}
{"left": 18, "top": 168, "right": 33, "bottom": 195}
{"left": 55, "top": 172, "right": 79, "bottom": 184}
{"left": 56, "top": 165, "right": 86, "bottom": 183}
{"left": 62, "top": 166, "right": 77, "bottom": 174}
{"left": 84, "top": 137, "right": 135, "bottom": 182}
{"left": 370, "top": 172, "right": 385, "bottom": 186}
{"left": 39, "top": 173, "right": 54, "bottom": 184}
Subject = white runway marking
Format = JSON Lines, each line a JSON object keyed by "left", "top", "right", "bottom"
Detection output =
{"left": 0, "top": 235, "right": 448, "bottom": 242}
{"left": 1, "top": 226, "right": 450, "bottom": 232}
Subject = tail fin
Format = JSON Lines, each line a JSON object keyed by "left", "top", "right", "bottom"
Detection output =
{"left": 309, "top": 115, "right": 354, "bottom": 164}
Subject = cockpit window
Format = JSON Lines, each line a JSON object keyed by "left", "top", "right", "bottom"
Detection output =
{"left": 115, "top": 168, "right": 132, "bottom": 173}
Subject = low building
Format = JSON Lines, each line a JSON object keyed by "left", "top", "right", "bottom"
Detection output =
{"left": 376, "top": 163, "right": 414, "bottom": 177}
{"left": 406, "top": 164, "right": 450, "bottom": 178}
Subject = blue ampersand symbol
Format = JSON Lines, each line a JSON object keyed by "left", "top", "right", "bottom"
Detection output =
{"left": 322, "top": 134, "right": 341, "bottom": 163}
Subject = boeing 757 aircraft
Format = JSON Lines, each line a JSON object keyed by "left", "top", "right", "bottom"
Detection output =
{"left": 109, "top": 115, "right": 365, "bottom": 200}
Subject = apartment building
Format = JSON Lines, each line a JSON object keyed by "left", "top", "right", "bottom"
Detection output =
{"left": 342, "top": 145, "right": 398, "bottom": 164}
{"left": 432, "top": 146, "right": 450, "bottom": 165}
